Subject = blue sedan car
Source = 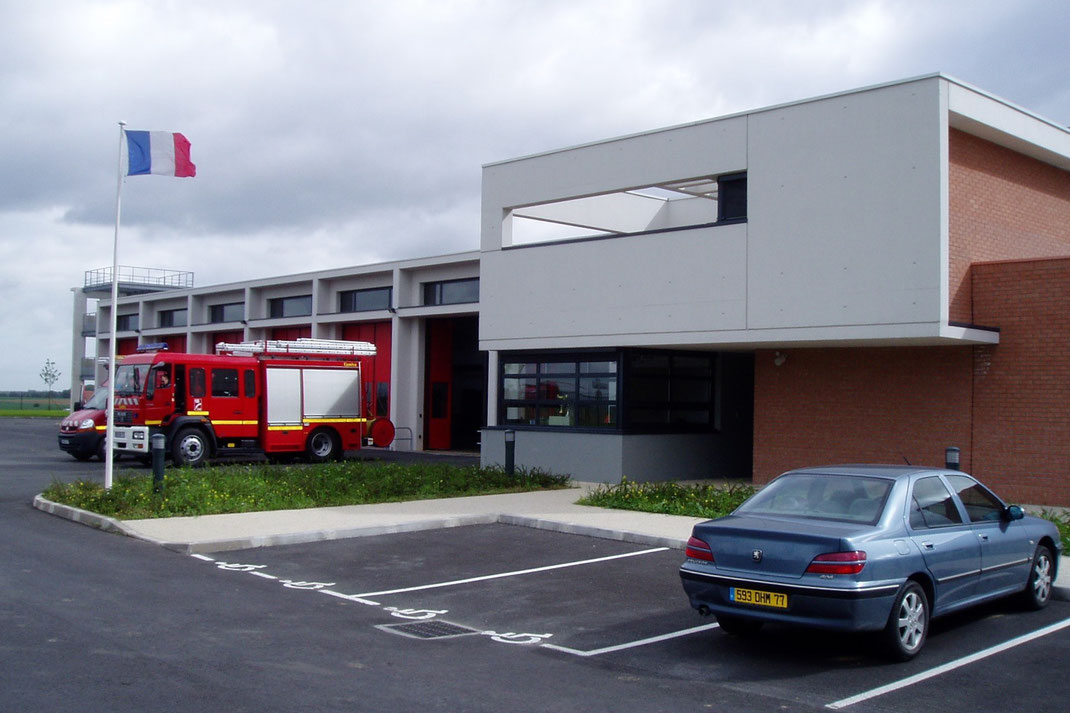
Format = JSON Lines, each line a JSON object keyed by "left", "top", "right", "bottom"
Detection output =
{"left": 679, "top": 465, "right": 1062, "bottom": 660}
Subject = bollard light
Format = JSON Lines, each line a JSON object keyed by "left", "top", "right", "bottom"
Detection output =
{"left": 504, "top": 429, "right": 516, "bottom": 477}
{"left": 151, "top": 433, "right": 167, "bottom": 493}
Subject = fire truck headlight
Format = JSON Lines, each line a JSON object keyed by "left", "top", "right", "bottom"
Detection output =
{"left": 132, "top": 431, "right": 145, "bottom": 440}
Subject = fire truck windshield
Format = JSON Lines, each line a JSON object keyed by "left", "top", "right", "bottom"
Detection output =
{"left": 113, "top": 364, "right": 150, "bottom": 396}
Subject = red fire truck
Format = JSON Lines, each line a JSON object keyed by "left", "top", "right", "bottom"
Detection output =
{"left": 111, "top": 339, "right": 391, "bottom": 466}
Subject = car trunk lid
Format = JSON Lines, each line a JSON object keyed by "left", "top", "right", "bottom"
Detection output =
{"left": 690, "top": 514, "right": 866, "bottom": 579}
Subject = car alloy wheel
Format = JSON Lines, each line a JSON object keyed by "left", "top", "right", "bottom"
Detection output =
{"left": 1021, "top": 545, "right": 1054, "bottom": 610}
{"left": 884, "top": 581, "right": 928, "bottom": 661}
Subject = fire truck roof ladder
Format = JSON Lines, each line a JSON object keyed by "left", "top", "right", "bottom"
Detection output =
{"left": 215, "top": 338, "right": 377, "bottom": 357}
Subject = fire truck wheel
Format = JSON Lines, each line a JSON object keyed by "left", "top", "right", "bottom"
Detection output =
{"left": 173, "top": 427, "right": 210, "bottom": 467}
{"left": 306, "top": 428, "right": 341, "bottom": 463}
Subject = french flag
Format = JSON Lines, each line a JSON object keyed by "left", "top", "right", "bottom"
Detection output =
{"left": 124, "top": 130, "right": 196, "bottom": 177}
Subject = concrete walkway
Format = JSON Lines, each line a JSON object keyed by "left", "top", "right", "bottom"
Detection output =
{"left": 33, "top": 484, "right": 1069, "bottom": 601}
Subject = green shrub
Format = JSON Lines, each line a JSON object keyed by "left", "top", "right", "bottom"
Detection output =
{"left": 42, "top": 461, "right": 569, "bottom": 519}
{"left": 578, "top": 477, "right": 756, "bottom": 519}
{"left": 1040, "top": 510, "right": 1070, "bottom": 554}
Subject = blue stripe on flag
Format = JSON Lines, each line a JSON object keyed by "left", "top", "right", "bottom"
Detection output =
{"left": 125, "top": 130, "right": 152, "bottom": 175}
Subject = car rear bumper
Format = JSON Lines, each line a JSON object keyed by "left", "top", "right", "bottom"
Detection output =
{"left": 680, "top": 566, "right": 900, "bottom": 632}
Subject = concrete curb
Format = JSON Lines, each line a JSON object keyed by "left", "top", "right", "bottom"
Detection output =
{"left": 166, "top": 514, "right": 502, "bottom": 555}
{"left": 497, "top": 513, "right": 688, "bottom": 551}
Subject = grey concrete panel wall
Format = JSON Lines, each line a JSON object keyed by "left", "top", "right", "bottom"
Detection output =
{"left": 481, "top": 429, "right": 747, "bottom": 484}
{"left": 745, "top": 79, "right": 946, "bottom": 330}
{"left": 482, "top": 429, "right": 624, "bottom": 482}
{"left": 479, "top": 223, "right": 748, "bottom": 349}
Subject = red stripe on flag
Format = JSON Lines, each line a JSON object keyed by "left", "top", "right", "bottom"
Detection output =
{"left": 173, "top": 133, "right": 196, "bottom": 177}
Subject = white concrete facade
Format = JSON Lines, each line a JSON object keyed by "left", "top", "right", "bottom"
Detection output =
{"left": 478, "top": 76, "right": 1022, "bottom": 353}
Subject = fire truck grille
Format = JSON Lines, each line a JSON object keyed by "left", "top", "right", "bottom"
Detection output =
{"left": 114, "top": 410, "right": 134, "bottom": 424}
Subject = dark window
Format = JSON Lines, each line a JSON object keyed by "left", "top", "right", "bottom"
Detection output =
{"left": 340, "top": 287, "right": 392, "bottom": 313}
{"left": 269, "top": 295, "right": 313, "bottom": 318}
{"left": 377, "top": 381, "right": 389, "bottom": 418}
{"left": 243, "top": 369, "right": 256, "bottom": 399}
{"left": 946, "top": 474, "right": 1004, "bottom": 522}
{"left": 423, "top": 278, "right": 479, "bottom": 306}
{"left": 624, "top": 352, "right": 715, "bottom": 429}
{"left": 211, "top": 368, "right": 239, "bottom": 397}
{"left": 116, "top": 313, "right": 139, "bottom": 332}
{"left": 910, "top": 477, "right": 964, "bottom": 529}
{"left": 209, "top": 302, "right": 244, "bottom": 324}
{"left": 717, "top": 172, "right": 747, "bottom": 222}
{"left": 158, "top": 308, "right": 188, "bottom": 328}
{"left": 189, "top": 368, "right": 206, "bottom": 398}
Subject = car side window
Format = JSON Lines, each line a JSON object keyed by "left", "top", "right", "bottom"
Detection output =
{"left": 909, "top": 476, "right": 963, "bottom": 529}
{"left": 946, "top": 474, "right": 1004, "bottom": 522}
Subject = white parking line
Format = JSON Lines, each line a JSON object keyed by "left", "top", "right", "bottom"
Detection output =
{"left": 826, "top": 616, "right": 1070, "bottom": 709}
{"left": 542, "top": 622, "right": 721, "bottom": 657}
{"left": 353, "top": 547, "right": 669, "bottom": 598}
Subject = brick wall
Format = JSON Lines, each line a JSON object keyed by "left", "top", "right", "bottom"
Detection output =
{"left": 972, "top": 258, "right": 1070, "bottom": 505}
{"left": 752, "top": 346, "right": 973, "bottom": 483}
{"left": 948, "top": 129, "right": 1070, "bottom": 323}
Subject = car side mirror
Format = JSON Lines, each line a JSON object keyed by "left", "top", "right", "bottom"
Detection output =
{"left": 1003, "top": 505, "right": 1025, "bottom": 521}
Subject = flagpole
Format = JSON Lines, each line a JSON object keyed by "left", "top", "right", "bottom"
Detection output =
{"left": 105, "top": 121, "right": 126, "bottom": 490}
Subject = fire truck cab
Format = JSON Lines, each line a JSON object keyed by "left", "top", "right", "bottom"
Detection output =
{"left": 110, "top": 339, "right": 384, "bottom": 466}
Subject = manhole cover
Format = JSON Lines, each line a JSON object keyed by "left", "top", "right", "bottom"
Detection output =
{"left": 376, "top": 620, "right": 482, "bottom": 640}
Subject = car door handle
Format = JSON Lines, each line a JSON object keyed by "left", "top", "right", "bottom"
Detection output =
{"left": 921, "top": 542, "right": 935, "bottom": 550}
{"left": 978, "top": 534, "right": 989, "bottom": 542}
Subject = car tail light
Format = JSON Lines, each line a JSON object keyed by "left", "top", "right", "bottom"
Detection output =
{"left": 685, "top": 536, "right": 714, "bottom": 562}
{"left": 806, "top": 551, "right": 867, "bottom": 575}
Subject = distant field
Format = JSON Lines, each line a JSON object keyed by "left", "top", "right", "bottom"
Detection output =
{"left": 0, "top": 395, "right": 67, "bottom": 417}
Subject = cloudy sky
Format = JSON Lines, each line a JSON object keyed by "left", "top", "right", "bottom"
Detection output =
{"left": 1, "top": 0, "right": 1068, "bottom": 392}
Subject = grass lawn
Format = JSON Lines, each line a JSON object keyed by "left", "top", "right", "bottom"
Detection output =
{"left": 42, "top": 460, "right": 569, "bottom": 520}
{"left": 0, "top": 409, "right": 66, "bottom": 418}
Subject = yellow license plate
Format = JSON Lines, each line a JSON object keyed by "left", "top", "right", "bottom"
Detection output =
{"left": 730, "top": 587, "right": 788, "bottom": 609}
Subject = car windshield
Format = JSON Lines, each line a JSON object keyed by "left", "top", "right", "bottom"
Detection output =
{"left": 113, "top": 364, "right": 150, "bottom": 396}
{"left": 736, "top": 473, "right": 893, "bottom": 525}
{"left": 84, "top": 388, "right": 107, "bottom": 410}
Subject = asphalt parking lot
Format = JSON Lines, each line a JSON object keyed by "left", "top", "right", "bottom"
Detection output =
{"left": 198, "top": 523, "right": 1070, "bottom": 713}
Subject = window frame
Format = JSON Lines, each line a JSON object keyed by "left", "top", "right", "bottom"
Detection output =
{"left": 500, "top": 353, "right": 619, "bottom": 431}
{"left": 339, "top": 286, "right": 393, "bottom": 313}
{"left": 116, "top": 313, "right": 140, "bottom": 332}
{"left": 268, "top": 295, "right": 313, "bottom": 319}
{"left": 158, "top": 308, "right": 188, "bottom": 328}
{"left": 717, "top": 172, "right": 747, "bottom": 223}
{"left": 497, "top": 348, "right": 719, "bottom": 434}
{"left": 209, "top": 302, "right": 244, "bottom": 324}
{"left": 423, "top": 278, "right": 479, "bottom": 306}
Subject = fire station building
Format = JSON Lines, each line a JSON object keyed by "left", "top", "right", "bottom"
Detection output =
{"left": 71, "top": 74, "right": 1070, "bottom": 505}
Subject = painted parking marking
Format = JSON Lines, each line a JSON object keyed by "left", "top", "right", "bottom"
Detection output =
{"left": 319, "top": 589, "right": 380, "bottom": 606}
{"left": 542, "top": 622, "right": 721, "bottom": 657}
{"left": 826, "top": 616, "right": 1070, "bottom": 709}
{"left": 351, "top": 546, "right": 669, "bottom": 598}
{"left": 188, "top": 545, "right": 676, "bottom": 651}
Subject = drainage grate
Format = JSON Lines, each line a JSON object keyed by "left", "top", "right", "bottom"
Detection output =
{"left": 376, "top": 620, "right": 482, "bottom": 640}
